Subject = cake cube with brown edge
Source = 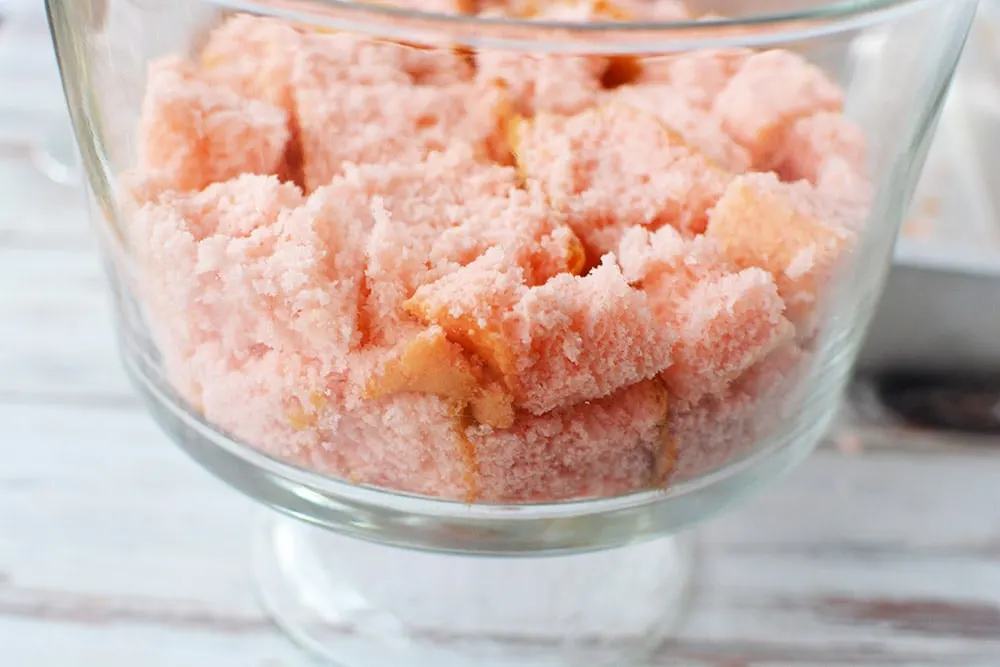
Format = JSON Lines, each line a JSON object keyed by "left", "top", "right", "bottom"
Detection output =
{"left": 364, "top": 325, "right": 516, "bottom": 428}
{"left": 406, "top": 248, "right": 674, "bottom": 415}
{"left": 706, "top": 172, "right": 856, "bottom": 335}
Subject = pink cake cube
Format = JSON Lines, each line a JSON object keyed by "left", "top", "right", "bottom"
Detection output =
{"left": 637, "top": 48, "right": 751, "bottom": 108}
{"left": 405, "top": 248, "right": 529, "bottom": 378}
{"left": 394, "top": 43, "right": 475, "bottom": 85}
{"left": 611, "top": 84, "right": 751, "bottom": 172}
{"left": 293, "top": 30, "right": 473, "bottom": 88}
{"left": 428, "top": 188, "right": 586, "bottom": 284}
{"left": 706, "top": 172, "right": 856, "bottom": 333}
{"left": 190, "top": 343, "right": 333, "bottom": 461}
{"left": 614, "top": 0, "right": 689, "bottom": 20}
{"left": 619, "top": 225, "right": 794, "bottom": 401}
{"left": 202, "top": 14, "right": 471, "bottom": 94}
{"left": 282, "top": 148, "right": 521, "bottom": 345}
{"left": 307, "top": 390, "right": 476, "bottom": 500}
{"left": 659, "top": 268, "right": 795, "bottom": 401}
{"left": 776, "top": 111, "right": 868, "bottom": 185}
{"left": 132, "top": 174, "right": 368, "bottom": 372}
{"left": 475, "top": 49, "right": 604, "bottom": 117}
{"left": 200, "top": 14, "right": 304, "bottom": 111}
{"left": 813, "top": 156, "right": 874, "bottom": 231}
{"left": 312, "top": 147, "right": 555, "bottom": 344}
{"left": 511, "top": 103, "right": 731, "bottom": 256}
{"left": 469, "top": 379, "right": 673, "bottom": 501}
{"left": 617, "top": 224, "right": 729, "bottom": 293}
{"left": 670, "top": 342, "right": 805, "bottom": 480}
{"left": 138, "top": 56, "right": 290, "bottom": 194}
{"left": 713, "top": 50, "right": 844, "bottom": 169}
{"left": 407, "top": 251, "right": 674, "bottom": 415}
{"left": 363, "top": 325, "right": 515, "bottom": 429}
{"left": 293, "top": 77, "right": 510, "bottom": 191}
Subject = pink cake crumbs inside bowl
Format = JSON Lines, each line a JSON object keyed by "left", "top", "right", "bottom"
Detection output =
{"left": 712, "top": 49, "right": 845, "bottom": 170}
{"left": 776, "top": 111, "right": 869, "bottom": 186}
{"left": 138, "top": 56, "right": 291, "bottom": 194}
{"left": 510, "top": 103, "right": 732, "bottom": 257}
{"left": 610, "top": 83, "right": 752, "bottom": 173}
{"left": 706, "top": 172, "right": 857, "bottom": 335}
{"left": 122, "top": 8, "right": 872, "bottom": 503}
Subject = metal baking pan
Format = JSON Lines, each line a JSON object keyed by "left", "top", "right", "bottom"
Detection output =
{"left": 857, "top": 3, "right": 1000, "bottom": 375}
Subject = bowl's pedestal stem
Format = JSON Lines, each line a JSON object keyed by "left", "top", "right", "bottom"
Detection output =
{"left": 254, "top": 510, "right": 697, "bottom": 667}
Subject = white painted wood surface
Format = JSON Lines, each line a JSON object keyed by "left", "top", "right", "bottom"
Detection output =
{"left": 1, "top": 3, "right": 999, "bottom": 665}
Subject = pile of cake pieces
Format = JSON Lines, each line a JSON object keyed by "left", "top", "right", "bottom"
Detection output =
{"left": 122, "top": 0, "right": 872, "bottom": 502}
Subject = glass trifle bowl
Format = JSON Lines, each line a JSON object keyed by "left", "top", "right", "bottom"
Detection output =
{"left": 48, "top": 0, "right": 976, "bottom": 664}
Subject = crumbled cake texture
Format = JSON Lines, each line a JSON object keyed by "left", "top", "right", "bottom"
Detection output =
{"left": 124, "top": 2, "right": 872, "bottom": 502}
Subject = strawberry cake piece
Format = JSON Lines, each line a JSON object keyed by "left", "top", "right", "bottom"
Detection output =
{"left": 364, "top": 325, "right": 515, "bottom": 429}
{"left": 611, "top": 83, "right": 751, "bottom": 172}
{"left": 662, "top": 267, "right": 794, "bottom": 401}
{"left": 199, "top": 14, "right": 305, "bottom": 111}
{"left": 636, "top": 47, "right": 751, "bottom": 108}
{"left": 775, "top": 111, "right": 868, "bottom": 185}
{"left": 475, "top": 49, "right": 604, "bottom": 117}
{"left": 308, "top": 389, "right": 478, "bottom": 500}
{"left": 614, "top": 0, "right": 689, "bottom": 20}
{"left": 428, "top": 188, "right": 586, "bottom": 284}
{"left": 199, "top": 14, "right": 474, "bottom": 185}
{"left": 776, "top": 111, "right": 872, "bottom": 231}
{"left": 407, "top": 249, "right": 674, "bottom": 415}
{"left": 619, "top": 225, "right": 794, "bottom": 402}
{"left": 670, "top": 342, "right": 806, "bottom": 480}
{"left": 132, "top": 174, "right": 368, "bottom": 373}
{"left": 511, "top": 103, "right": 731, "bottom": 256}
{"left": 706, "top": 172, "right": 856, "bottom": 335}
{"left": 469, "top": 379, "right": 672, "bottom": 502}
{"left": 474, "top": 0, "right": 626, "bottom": 115}
{"left": 287, "top": 148, "right": 519, "bottom": 345}
{"left": 202, "top": 13, "right": 471, "bottom": 95}
{"left": 292, "top": 29, "right": 473, "bottom": 88}
{"left": 813, "top": 156, "right": 875, "bottom": 232}
{"left": 137, "top": 56, "right": 290, "bottom": 194}
{"left": 188, "top": 342, "right": 334, "bottom": 462}
{"left": 293, "top": 77, "right": 510, "bottom": 191}
{"left": 310, "top": 147, "right": 571, "bottom": 344}
{"left": 713, "top": 49, "right": 844, "bottom": 169}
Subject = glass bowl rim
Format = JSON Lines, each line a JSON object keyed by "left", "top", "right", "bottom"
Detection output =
{"left": 208, "top": 0, "right": 944, "bottom": 50}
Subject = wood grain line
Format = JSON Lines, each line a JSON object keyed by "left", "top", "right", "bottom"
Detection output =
{"left": 0, "top": 585, "right": 275, "bottom": 636}
{"left": 660, "top": 640, "right": 997, "bottom": 666}
{"left": 815, "top": 597, "right": 1000, "bottom": 641}
{"left": 2, "top": 582, "right": 994, "bottom": 665}
{"left": 723, "top": 539, "right": 1000, "bottom": 561}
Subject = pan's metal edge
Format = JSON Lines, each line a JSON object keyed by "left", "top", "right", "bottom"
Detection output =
{"left": 892, "top": 238, "right": 1000, "bottom": 277}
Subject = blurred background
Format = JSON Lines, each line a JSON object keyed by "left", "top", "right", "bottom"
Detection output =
{"left": 1, "top": 0, "right": 998, "bottom": 665}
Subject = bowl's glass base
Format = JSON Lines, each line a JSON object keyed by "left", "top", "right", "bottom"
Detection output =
{"left": 254, "top": 511, "right": 696, "bottom": 667}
